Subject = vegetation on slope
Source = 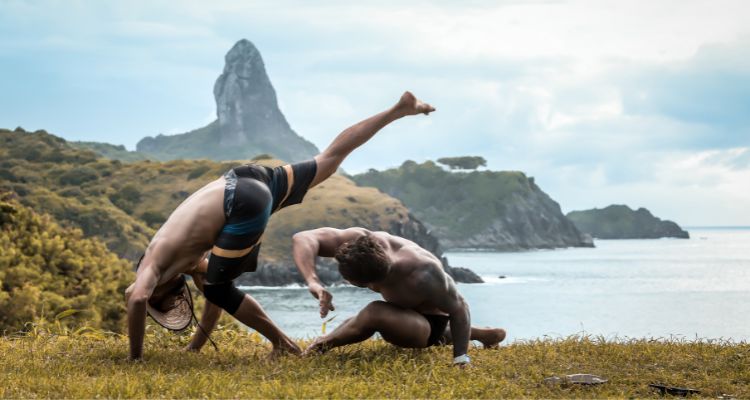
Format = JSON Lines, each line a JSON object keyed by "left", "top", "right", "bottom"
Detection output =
{"left": 567, "top": 204, "right": 690, "bottom": 239}
{"left": 0, "top": 194, "right": 133, "bottom": 333}
{"left": 0, "top": 128, "right": 450, "bottom": 272}
{"left": 70, "top": 140, "right": 151, "bottom": 162}
{"left": 352, "top": 160, "right": 592, "bottom": 250}
{"left": 1, "top": 328, "right": 747, "bottom": 398}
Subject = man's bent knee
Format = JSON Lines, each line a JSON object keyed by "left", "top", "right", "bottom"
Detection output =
{"left": 357, "top": 301, "right": 390, "bottom": 325}
{"left": 203, "top": 281, "right": 245, "bottom": 315}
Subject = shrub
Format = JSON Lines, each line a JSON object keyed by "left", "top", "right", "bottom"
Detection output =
{"left": 187, "top": 165, "right": 211, "bottom": 180}
{"left": 140, "top": 210, "right": 166, "bottom": 227}
{"left": 58, "top": 166, "right": 99, "bottom": 186}
{"left": 0, "top": 194, "right": 133, "bottom": 332}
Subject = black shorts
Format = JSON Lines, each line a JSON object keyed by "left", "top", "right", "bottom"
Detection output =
{"left": 423, "top": 314, "right": 450, "bottom": 347}
{"left": 205, "top": 159, "right": 317, "bottom": 284}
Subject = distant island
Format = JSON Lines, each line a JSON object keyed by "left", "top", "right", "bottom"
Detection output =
{"left": 352, "top": 159, "right": 593, "bottom": 251}
{"left": 566, "top": 205, "right": 689, "bottom": 239}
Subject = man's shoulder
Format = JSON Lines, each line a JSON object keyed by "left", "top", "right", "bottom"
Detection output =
{"left": 392, "top": 256, "right": 446, "bottom": 286}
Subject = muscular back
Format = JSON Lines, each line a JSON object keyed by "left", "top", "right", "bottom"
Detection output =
{"left": 370, "top": 231, "right": 456, "bottom": 315}
{"left": 141, "top": 177, "right": 227, "bottom": 284}
{"left": 297, "top": 227, "right": 459, "bottom": 316}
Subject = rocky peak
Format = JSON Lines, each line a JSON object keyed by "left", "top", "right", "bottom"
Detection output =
{"left": 222, "top": 39, "right": 264, "bottom": 79}
{"left": 214, "top": 39, "right": 283, "bottom": 147}
{"left": 136, "top": 39, "right": 318, "bottom": 162}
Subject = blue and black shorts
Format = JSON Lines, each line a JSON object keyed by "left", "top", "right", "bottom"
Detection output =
{"left": 205, "top": 159, "right": 317, "bottom": 284}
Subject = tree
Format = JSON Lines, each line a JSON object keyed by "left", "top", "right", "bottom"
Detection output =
{"left": 436, "top": 156, "right": 487, "bottom": 170}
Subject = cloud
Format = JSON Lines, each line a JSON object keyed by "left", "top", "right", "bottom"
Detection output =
{"left": 620, "top": 39, "right": 750, "bottom": 146}
{"left": 1, "top": 0, "right": 749, "bottom": 224}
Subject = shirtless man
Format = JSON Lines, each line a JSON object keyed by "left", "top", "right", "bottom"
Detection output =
{"left": 291, "top": 228, "right": 507, "bottom": 366}
{"left": 125, "top": 92, "right": 435, "bottom": 360}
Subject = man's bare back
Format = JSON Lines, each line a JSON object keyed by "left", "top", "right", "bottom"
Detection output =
{"left": 360, "top": 231, "right": 451, "bottom": 315}
{"left": 142, "top": 177, "right": 226, "bottom": 285}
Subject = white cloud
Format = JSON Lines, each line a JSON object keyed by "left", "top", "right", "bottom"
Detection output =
{"left": 1, "top": 0, "right": 749, "bottom": 224}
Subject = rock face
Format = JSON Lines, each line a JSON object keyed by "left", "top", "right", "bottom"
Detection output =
{"left": 352, "top": 160, "right": 594, "bottom": 251}
{"left": 567, "top": 205, "right": 690, "bottom": 239}
{"left": 136, "top": 39, "right": 319, "bottom": 162}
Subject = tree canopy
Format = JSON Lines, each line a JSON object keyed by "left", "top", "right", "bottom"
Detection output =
{"left": 436, "top": 156, "right": 487, "bottom": 170}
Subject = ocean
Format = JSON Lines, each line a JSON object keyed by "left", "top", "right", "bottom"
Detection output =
{"left": 242, "top": 228, "right": 750, "bottom": 342}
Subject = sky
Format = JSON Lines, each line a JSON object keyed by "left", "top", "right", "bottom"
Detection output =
{"left": 1, "top": 0, "right": 748, "bottom": 226}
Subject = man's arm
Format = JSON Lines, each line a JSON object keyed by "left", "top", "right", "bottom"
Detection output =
{"left": 423, "top": 271, "right": 472, "bottom": 365}
{"left": 445, "top": 293, "right": 471, "bottom": 364}
{"left": 125, "top": 265, "right": 160, "bottom": 360}
{"left": 309, "top": 91, "right": 435, "bottom": 188}
{"left": 291, "top": 227, "right": 370, "bottom": 317}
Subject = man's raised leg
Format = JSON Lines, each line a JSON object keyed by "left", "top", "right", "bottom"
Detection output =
{"left": 303, "top": 301, "right": 432, "bottom": 354}
{"left": 309, "top": 92, "right": 435, "bottom": 188}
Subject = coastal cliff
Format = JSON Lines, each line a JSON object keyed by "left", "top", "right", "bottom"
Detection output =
{"left": 352, "top": 160, "right": 593, "bottom": 251}
{"left": 567, "top": 205, "right": 690, "bottom": 239}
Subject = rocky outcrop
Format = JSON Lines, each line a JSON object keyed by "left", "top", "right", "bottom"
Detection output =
{"left": 567, "top": 205, "right": 689, "bottom": 239}
{"left": 434, "top": 190, "right": 594, "bottom": 251}
{"left": 352, "top": 160, "right": 594, "bottom": 251}
{"left": 136, "top": 39, "right": 318, "bottom": 162}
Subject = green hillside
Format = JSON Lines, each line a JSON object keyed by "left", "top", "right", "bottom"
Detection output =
{"left": 352, "top": 160, "right": 592, "bottom": 250}
{"left": 0, "top": 128, "right": 450, "bottom": 272}
{"left": 0, "top": 194, "right": 133, "bottom": 332}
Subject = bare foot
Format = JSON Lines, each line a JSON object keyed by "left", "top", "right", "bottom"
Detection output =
{"left": 395, "top": 91, "right": 435, "bottom": 116}
{"left": 478, "top": 328, "right": 506, "bottom": 349}
{"left": 302, "top": 336, "right": 330, "bottom": 356}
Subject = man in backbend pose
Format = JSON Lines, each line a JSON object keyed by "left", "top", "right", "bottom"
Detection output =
{"left": 125, "top": 92, "right": 435, "bottom": 360}
{"left": 291, "top": 227, "right": 507, "bottom": 366}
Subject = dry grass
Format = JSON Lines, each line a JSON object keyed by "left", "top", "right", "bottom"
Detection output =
{"left": 1, "top": 325, "right": 748, "bottom": 399}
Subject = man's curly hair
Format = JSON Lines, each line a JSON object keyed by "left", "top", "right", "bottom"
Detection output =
{"left": 335, "top": 234, "right": 389, "bottom": 284}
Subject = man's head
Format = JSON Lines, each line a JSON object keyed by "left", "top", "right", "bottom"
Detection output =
{"left": 126, "top": 262, "right": 194, "bottom": 331}
{"left": 335, "top": 234, "right": 390, "bottom": 287}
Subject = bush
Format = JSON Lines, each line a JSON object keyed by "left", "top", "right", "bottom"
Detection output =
{"left": 187, "top": 165, "right": 211, "bottom": 180}
{"left": 140, "top": 210, "right": 166, "bottom": 227}
{"left": 0, "top": 194, "right": 133, "bottom": 332}
{"left": 58, "top": 166, "right": 99, "bottom": 186}
{"left": 109, "top": 184, "right": 142, "bottom": 214}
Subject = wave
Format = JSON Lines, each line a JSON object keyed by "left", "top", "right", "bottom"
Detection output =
{"left": 479, "top": 275, "right": 550, "bottom": 285}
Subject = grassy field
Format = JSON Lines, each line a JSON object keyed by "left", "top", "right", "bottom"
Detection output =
{"left": 1, "top": 325, "right": 748, "bottom": 398}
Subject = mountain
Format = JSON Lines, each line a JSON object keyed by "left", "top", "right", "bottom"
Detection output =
{"left": 0, "top": 128, "right": 480, "bottom": 284}
{"left": 566, "top": 205, "right": 690, "bottom": 239}
{"left": 352, "top": 160, "right": 594, "bottom": 251}
{"left": 136, "top": 39, "right": 319, "bottom": 162}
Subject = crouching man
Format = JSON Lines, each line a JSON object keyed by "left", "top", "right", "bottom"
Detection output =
{"left": 292, "top": 227, "right": 506, "bottom": 366}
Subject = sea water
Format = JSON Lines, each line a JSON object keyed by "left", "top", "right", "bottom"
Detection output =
{"left": 242, "top": 228, "right": 750, "bottom": 342}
